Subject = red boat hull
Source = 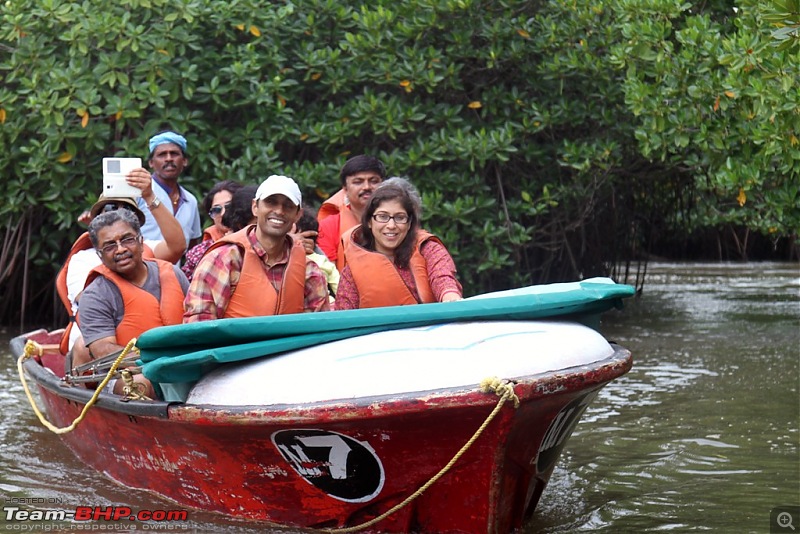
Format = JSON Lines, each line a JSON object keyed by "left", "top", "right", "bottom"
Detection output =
{"left": 21, "top": 332, "right": 631, "bottom": 533}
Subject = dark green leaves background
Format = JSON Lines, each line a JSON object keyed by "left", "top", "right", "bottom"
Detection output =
{"left": 0, "top": 0, "right": 797, "bottom": 325}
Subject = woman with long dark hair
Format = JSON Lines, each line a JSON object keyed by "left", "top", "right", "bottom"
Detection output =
{"left": 335, "top": 177, "right": 462, "bottom": 310}
{"left": 181, "top": 180, "right": 242, "bottom": 281}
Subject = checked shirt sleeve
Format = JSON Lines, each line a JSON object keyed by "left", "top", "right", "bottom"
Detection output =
{"left": 183, "top": 244, "right": 243, "bottom": 323}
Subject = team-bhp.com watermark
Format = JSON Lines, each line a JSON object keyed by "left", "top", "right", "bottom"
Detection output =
{"left": 3, "top": 497, "right": 191, "bottom": 531}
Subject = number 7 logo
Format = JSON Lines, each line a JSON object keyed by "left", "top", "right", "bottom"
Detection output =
{"left": 272, "top": 429, "right": 385, "bottom": 502}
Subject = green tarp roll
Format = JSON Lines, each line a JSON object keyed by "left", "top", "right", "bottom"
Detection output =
{"left": 138, "top": 278, "right": 634, "bottom": 384}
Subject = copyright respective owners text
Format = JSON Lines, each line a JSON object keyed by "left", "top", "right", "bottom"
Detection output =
{"left": 773, "top": 506, "right": 800, "bottom": 533}
{"left": 3, "top": 497, "right": 192, "bottom": 531}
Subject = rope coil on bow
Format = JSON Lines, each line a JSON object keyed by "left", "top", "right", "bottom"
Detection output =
{"left": 480, "top": 376, "right": 520, "bottom": 408}
{"left": 17, "top": 338, "right": 144, "bottom": 434}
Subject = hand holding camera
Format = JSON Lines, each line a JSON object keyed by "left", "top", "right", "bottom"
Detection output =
{"left": 79, "top": 159, "right": 156, "bottom": 225}
{"left": 102, "top": 157, "right": 145, "bottom": 198}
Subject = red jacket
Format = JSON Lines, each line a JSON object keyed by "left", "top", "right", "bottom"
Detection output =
{"left": 318, "top": 190, "right": 360, "bottom": 271}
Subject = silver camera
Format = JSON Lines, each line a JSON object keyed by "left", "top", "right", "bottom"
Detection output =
{"left": 102, "top": 157, "right": 142, "bottom": 198}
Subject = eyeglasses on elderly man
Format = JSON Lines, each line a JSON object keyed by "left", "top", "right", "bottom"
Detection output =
{"left": 98, "top": 235, "right": 143, "bottom": 256}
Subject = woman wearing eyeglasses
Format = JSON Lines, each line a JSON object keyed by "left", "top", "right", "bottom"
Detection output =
{"left": 334, "top": 177, "right": 462, "bottom": 310}
{"left": 182, "top": 180, "right": 242, "bottom": 281}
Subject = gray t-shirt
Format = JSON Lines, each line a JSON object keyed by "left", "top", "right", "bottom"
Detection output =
{"left": 79, "top": 261, "right": 189, "bottom": 347}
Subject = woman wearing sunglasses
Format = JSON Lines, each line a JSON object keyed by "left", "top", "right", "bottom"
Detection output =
{"left": 201, "top": 180, "right": 242, "bottom": 242}
{"left": 182, "top": 180, "right": 243, "bottom": 281}
{"left": 334, "top": 177, "right": 462, "bottom": 310}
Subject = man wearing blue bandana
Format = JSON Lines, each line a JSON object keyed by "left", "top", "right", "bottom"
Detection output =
{"left": 137, "top": 131, "right": 202, "bottom": 250}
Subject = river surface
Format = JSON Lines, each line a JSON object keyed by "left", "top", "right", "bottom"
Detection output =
{"left": 1, "top": 262, "right": 798, "bottom": 533}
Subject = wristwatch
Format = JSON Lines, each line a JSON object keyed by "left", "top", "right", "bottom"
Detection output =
{"left": 147, "top": 196, "right": 161, "bottom": 210}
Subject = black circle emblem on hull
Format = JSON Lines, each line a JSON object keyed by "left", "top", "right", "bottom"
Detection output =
{"left": 271, "top": 429, "right": 385, "bottom": 502}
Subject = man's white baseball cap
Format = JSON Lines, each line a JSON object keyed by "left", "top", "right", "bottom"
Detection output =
{"left": 254, "top": 175, "right": 302, "bottom": 207}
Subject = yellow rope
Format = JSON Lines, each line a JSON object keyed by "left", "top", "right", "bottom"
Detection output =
{"left": 325, "top": 377, "right": 519, "bottom": 533}
{"left": 18, "top": 342, "right": 518, "bottom": 531}
{"left": 120, "top": 369, "right": 151, "bottom": 401}
{"left": 17, "top": 338, "right": 140, "bottom": 434}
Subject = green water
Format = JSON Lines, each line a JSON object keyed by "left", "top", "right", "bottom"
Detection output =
{"left": 528, "top": 262, "right": 800, "bottom": 533}
{"left": 1, "top": 262, "right": 798, "bottom": 533}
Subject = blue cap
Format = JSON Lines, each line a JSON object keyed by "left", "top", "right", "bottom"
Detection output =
{"left": 148, "top": 131, "right": 187, "bottom": 154}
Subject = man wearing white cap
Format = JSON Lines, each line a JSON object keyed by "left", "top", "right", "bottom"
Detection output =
{"left": 137, "top": 130, "right": 202, "bottom": 249}
{"left": 183, "top": 175, "right": 330, "bottom": 322}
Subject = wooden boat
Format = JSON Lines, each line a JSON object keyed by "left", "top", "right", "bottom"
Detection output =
{"left": 13, "top": 278, "right": 634, "bottom": 533}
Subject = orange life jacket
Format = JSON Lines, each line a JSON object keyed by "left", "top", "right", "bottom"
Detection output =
{"left": 205, "top": 225, "right": 307, "bottom": 318}
{"left": 318, "top": 190, "right": 360, "bottom": 271}
{"left": 202, "top": 225, "right": 225, "bottom": 242}
{"left": 56, "top": 232, "right": 154, "bottom": 355}
{"left": 318, "top": 189, "right": 345, "bottom": 221}
{"left": 83, "top": 259, "right": 184, "bottom": 346}
{"left": 343, "top": 227, "right": 437, "bottom": 308}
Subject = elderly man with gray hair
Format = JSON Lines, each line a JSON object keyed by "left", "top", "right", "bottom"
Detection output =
{"left": 75, "top": 209, "right": 190, "bottom": 398}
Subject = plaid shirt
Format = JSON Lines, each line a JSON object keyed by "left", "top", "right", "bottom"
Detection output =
{"left": 183, "top": 229, "right": 330, "bottom": 322}
{"left": 181, "top": 238, "right": 215, "bottom": 282}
